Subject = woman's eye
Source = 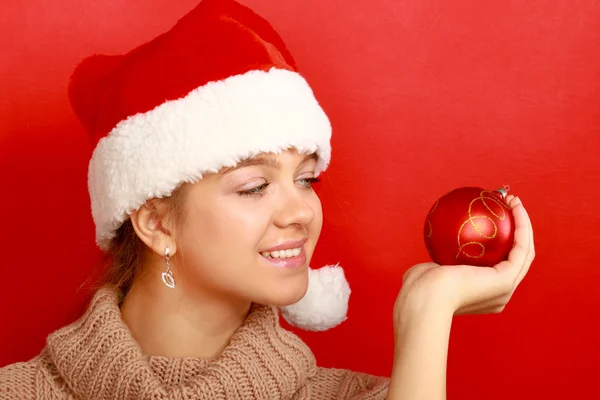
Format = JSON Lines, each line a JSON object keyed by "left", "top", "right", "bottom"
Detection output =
{"left": 238, "top": 183, "right": 270, "bottom": 197}
{"left": 237, "top": 178, "right": 319, "bottom": 197}
{"left": 297, "top": 177, "right": 320, "bottom": 188}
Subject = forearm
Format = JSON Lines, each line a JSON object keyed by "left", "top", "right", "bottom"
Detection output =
{"left": 386, "top": 298, "right": 454, "bottom": 400}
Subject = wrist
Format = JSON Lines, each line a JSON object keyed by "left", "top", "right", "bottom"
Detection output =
{"left": 388, "top": 288, "right": 454, "bottom": 400}
{"left": 394, "top": 285, "right": 455, "bottom": 334}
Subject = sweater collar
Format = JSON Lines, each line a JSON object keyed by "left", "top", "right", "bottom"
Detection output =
{"left": 46, "top": 286, "right": 317, "bottom": 399}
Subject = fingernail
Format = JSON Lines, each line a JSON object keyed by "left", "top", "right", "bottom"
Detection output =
{"left": 514, "top": 197, "right": 522, "bottom": 206}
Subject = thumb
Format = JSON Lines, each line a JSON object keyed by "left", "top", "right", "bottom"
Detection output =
{"left": 402, "top": 262, "right": 438, "bottom": 287}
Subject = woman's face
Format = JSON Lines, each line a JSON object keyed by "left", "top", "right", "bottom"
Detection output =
{"left": 174, "top": 149, "right": 323, "bottom": 306}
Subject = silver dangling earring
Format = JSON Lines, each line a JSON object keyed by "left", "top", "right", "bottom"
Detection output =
{"left": 161, "top": 247, "right": 175, "bottom": 289}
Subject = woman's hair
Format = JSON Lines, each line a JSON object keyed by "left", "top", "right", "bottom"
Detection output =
{"left": 95, "top": 185, "right": 188, "bottom": 300}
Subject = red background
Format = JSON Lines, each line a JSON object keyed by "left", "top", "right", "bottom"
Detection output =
{"left": 1, "top": 0, "right": 599, "bottom": 398}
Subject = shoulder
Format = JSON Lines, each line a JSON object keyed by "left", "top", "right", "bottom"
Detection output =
{"left": 310, "top": 366, "right": 389, "bottom": 399}
{"left": 0, "top": 349, "right": 64, "bottom": 400}
{"left": 0, "top": 358, "right": 38, "bottom": 399}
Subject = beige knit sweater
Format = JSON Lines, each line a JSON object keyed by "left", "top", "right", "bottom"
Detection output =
{"left": 0, "top": 287, "right": 388, "bottom": 399}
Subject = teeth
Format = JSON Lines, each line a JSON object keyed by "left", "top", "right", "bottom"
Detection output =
{"left": 261, "top": 247, "right": 302, "bottom": 259}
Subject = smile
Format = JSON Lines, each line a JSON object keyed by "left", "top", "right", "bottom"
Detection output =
{"left": 259, "top": 247, "right": 306, "bottom": 269}
{"left": 260, "top": 247, "right": 302, "bottom": 258}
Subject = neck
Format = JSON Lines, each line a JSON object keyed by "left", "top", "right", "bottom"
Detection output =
{"left": 121, "top": 270, "right": 251, "bottom": 359}
{"left": 46, "top": 286, "right": 318, "bottom": 399}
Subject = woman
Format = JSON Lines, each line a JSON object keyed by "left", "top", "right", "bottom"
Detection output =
{"left": 0, "top": 0, "right": 534, "bottom": 399}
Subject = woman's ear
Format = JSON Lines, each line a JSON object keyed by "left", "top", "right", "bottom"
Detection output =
{"left": 130, "top": 201, "right": 177, "bottom": 256}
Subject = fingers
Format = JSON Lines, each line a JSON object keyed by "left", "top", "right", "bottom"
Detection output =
{"left": 505, "top": 194, "right": 515, "bottom": 206}
{"left": 508, "top": 195, "right": 521, "bottom": 210}
{"left": 507, "top": 201, "right": 529, "bottom": 266}
{"left": 450, "top": 193, "right": 534, "bottom": 317}
{"left": 516, "top": 205, "right": 535, "bottom": 286}
{"left": 455, "top": 293, "right": 510, "bottom": 315}
{"left": 457, "top": 199, "right": 534, "bottom": 316}
{"left": 456, "top": 304, "right": 505, "bottom": 316}
{"left": 495, "top": 198, "right": 530, "bottom": 287}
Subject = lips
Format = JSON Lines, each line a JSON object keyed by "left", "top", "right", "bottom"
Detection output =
{"left": 259, "top": 238, "right": 308, "bottom": 269}
{"left": 259, "top": 238, "right": 308, "bottom": 253}
{"left": 260, "top": 247, "right": 307, "bottom": 269}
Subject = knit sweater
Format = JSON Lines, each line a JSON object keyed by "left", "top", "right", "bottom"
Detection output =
{"left": 0, "top": 287, "right": 389, "bottom": 399}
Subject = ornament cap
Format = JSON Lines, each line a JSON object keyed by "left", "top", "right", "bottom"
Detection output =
{"left": 496, "top": 185, "right": 511, "bottom": 199}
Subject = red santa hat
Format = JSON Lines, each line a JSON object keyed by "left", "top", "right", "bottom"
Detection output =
{"left": 68, "top": 0, "right": 350, "bottom": 331}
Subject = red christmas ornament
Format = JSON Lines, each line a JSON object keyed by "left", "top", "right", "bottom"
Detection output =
{"left": 424, "top": 186, "right": 515, "bottom": 267}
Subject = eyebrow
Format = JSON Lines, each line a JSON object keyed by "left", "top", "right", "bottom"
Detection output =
{"left": 223, "top": 153, "right": 317, "bottom": 174}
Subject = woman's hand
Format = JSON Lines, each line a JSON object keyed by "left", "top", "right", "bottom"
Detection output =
{"left": 395, "top": 195, "right": 535, "bottom": 323}
{"left": 386, "top": 195, "right": 534, "bottom": 400}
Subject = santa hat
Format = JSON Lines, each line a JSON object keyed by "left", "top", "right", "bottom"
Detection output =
{"left": 68, "top": 0, "right": 350, "bottom": 331}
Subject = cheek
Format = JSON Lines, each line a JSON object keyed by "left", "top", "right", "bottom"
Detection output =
{"left": 178, "top": 201, "right": 270, "bottom": 268}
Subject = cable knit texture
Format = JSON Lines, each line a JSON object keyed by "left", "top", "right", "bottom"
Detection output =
{"left": 0, "top": 287, "right": 388, "bottom": 399}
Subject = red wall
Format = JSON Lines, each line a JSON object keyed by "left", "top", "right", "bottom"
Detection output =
{"left": 1, "top": 1, "right": 599, "bottom": 398}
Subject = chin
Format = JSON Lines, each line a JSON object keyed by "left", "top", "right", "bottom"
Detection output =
{"left": 261, "top": 271, "right": 309, "bottom": 307}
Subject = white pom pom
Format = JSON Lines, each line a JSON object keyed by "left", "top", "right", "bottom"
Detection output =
{"left": 279, "top": 264, "right": 351, "bottom": 331}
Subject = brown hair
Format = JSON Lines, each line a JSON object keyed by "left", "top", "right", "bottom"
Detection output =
{"left": 92, "top": 185, "right": 188, "bottom": 300}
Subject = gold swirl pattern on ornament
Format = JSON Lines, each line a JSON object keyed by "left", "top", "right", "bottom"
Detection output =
{"left": 425, "top": 198, "right": 439, "bottom": 238}
{"left": 424, "top": 219, "right": 433, "bottom": 238}
{"left": 456, "top": 191, "right": 510, "bottom": 260}
{"left": 427, "top": 199, "right": 439, "bottom": 215}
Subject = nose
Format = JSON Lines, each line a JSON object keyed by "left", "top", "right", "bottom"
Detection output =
{"left": 273, "top": 184, "right": 315, "bottom": 228}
